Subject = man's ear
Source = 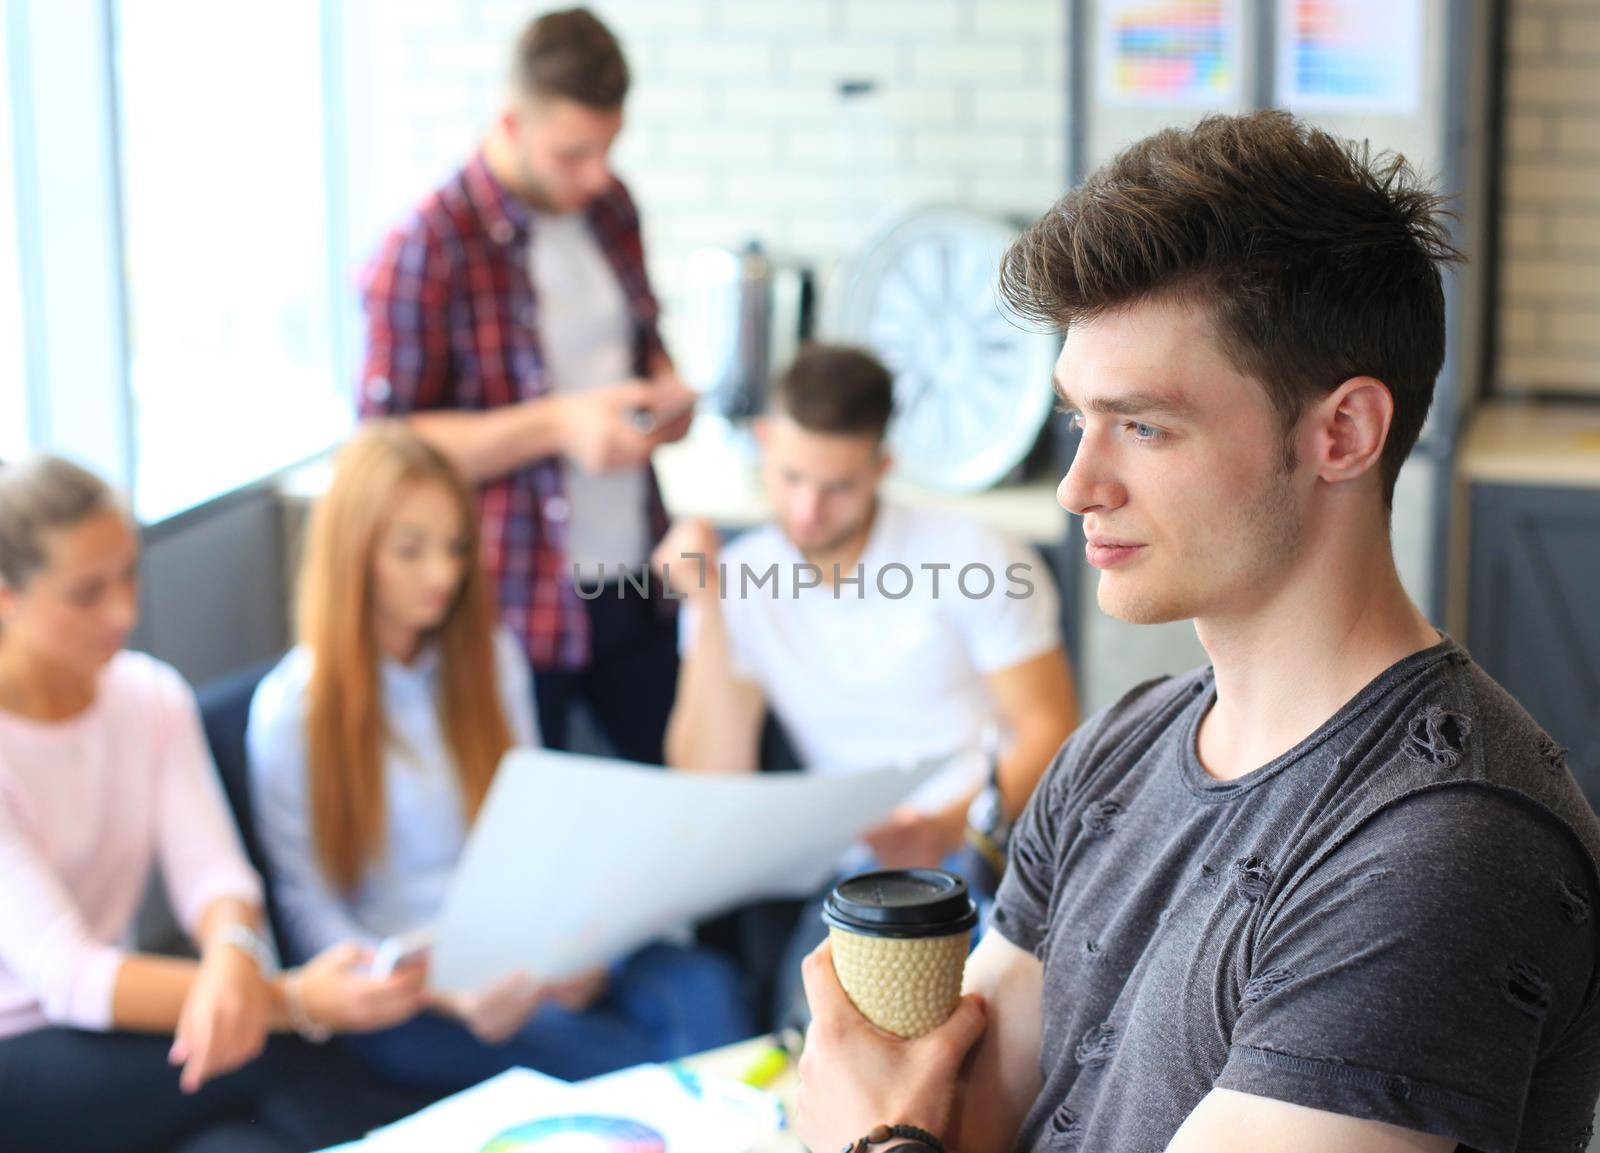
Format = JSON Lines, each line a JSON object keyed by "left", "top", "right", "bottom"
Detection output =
{"left": 752, "top": 417, "right": 771, "bottom": 447}
{"left": 1312, "top": 376, "right": 1393, "bottom": 489}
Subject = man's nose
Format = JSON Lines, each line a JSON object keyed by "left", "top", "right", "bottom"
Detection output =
{"left": 1057, "top": 432, "right": 1126, "bottom": 517}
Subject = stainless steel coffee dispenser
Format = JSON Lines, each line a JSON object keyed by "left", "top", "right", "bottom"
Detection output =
{"left": 680, "top": 241, "right": 813, "bottom": 421}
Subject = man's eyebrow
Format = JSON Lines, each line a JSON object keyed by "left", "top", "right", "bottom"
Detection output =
{"left": 1051, "top": 375, "right": 1195, "bottom": 419}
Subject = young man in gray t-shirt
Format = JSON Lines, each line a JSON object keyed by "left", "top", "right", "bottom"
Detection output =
{"left": 794, "top": 111, "right": 1600, "bottom": 1153}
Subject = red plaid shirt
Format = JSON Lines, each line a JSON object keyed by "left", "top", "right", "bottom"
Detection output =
{"left": 359, "top": 152, "right": 671, "bottom": 672}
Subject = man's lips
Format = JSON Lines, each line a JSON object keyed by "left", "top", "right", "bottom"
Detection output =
{"left": 1085, "top": 537, "right": 1145, "bottom": 569}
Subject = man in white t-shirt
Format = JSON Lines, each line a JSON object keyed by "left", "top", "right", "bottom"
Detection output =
{"left": 655, "top": 345, "right": 1079, "bottom": 1019}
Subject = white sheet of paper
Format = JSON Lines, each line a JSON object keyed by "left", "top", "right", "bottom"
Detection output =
{"left": 569, "top": 1065, "right": 780, "bottom": 1147}
{"left": 430, "top": 749, "right": 946, "bottom": 988}
{"left": 358, "top": 1068, "right": 571, "bottom": 1151}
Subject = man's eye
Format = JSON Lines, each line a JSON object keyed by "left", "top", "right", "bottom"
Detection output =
{"left": 1128, "top": 422, "right": 1165, "bottom": 443}
{"left": 1058, "top": 407, "right": 1085, "bottom": 433}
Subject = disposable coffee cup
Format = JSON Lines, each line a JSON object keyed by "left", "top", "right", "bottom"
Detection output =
{"left": 822, "top": 868, "right": 979, "bottom": 1039}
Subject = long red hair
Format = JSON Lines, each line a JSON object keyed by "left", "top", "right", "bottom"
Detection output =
{"left": 297, "top": 422, "right": 513, "bottom": 892}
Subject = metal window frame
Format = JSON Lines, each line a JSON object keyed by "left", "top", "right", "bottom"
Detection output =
{"left": 7, "top": 0, "right": 351, "bottom": 524}
{"left": 1, "top": 3, "right": 37, "bottom": 451}
{"left": 9, "top": 0, "right": 133, "bottom": 486}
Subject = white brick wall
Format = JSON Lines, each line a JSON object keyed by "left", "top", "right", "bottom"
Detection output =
{"left": 341, "top": 0, "right": 1068, "bottom": 362}
{"left": 1498, "top": 0, "right": 1600, "bottom": 396}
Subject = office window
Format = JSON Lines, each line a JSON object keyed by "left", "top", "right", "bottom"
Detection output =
{"left": 0, "top": 8, "right": 28, "bottom": 462}
{"left": 114, "top": 0, "right": 350, "bottom": 520}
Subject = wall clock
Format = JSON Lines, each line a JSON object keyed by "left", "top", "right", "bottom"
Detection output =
{"left": 827, "top": 206, "right": 1059, "bottom": 492}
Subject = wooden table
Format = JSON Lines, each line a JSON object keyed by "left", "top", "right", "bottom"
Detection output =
{"left": 1458, "top": 400, "right": 1600, "bottom": 489}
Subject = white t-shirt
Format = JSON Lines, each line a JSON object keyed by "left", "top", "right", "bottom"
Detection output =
{"left": 528, "top": 210, "right": 647, "bottom": 581}
{"left": 680, "top": 500, "right": 1062, "bottom": 812}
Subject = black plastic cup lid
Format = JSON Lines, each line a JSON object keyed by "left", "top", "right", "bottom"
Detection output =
{"left": 822, "top": 868, "right": 979, "bottom": 939}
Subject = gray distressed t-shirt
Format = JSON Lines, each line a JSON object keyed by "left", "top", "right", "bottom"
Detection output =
{"left": 994, "top": 637, "right": 1600, "bottom": 1153}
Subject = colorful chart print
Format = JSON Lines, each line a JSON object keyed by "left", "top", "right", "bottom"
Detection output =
{"left": 481, "top": 1114, "right": 668, "bottom": 1153}
{"left": 1097, "top": 0, "right": 1242, "bottom": 107}
{"left": 1276, "top": 0, "right": 1423, "bottom": 114}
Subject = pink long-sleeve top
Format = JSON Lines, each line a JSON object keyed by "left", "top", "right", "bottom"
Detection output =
{"left": 0, "top": 651, "right": 263, "bottom": 1039}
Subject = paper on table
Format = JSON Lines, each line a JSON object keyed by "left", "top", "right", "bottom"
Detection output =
{"left": 431, "top": 749, "right": 946, "bottom": 988}
{"left": 358, "top": 1068, "right": 571, "bottom": 1151}
{"left": 355, "top": 1064, "right": 773, "bottom": 1153}
{"left": 575, "top": 1065, "right": 782, "bottom": 1145}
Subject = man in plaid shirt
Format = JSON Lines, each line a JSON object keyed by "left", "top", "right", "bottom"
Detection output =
{"left": 358, "top": 8, "right": 695, "bottom": 763}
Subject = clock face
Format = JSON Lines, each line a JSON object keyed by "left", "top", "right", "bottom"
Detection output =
{"left": 828, "top": 207, "right": 1059, "bottom": 492}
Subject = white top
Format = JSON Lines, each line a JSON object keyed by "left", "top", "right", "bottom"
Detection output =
{"left": 0, "top": 652, "right": 263, "bottom": 1039}
{"left": 529, "top": 210, "right": 648, "bottom": 580}
{"left": 681, "top": 500, "right": 1062, "bottom": 811}
{"left": 246, "top": 629, "right": 539, "bottom": 963}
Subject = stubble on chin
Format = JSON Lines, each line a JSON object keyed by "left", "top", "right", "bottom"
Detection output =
{"left": 1097, "top": 569, "right": 1196, "bottom": 625}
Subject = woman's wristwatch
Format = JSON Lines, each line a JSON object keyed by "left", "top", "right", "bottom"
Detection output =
{"left": 842, "top": 1124, "right": 946, "bottom": 1153}
{"left": 213, "top": 924, "right": 279, "bottom": 976}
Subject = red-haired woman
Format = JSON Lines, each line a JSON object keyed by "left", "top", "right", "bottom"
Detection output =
{"left": 248, "top": 422, "right": 749, "bottom": 1092}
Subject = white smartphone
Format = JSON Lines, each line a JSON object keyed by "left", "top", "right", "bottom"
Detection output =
{"left": 369, "top": 926, "right": 436, "bottom": 978}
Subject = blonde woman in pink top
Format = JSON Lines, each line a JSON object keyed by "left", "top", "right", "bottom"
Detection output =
{"left": 0, "top": 455, "right": 428, "bottom": 1153}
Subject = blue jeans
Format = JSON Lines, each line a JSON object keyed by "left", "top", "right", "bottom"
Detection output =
{"left": 0, "top": 1030, "right": 422, "bottom": 1153}
{"left": 346, "top": 942, "right": 753, "bottom": 1092}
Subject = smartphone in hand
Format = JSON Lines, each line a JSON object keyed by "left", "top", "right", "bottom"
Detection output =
{"left": 370, "top": 926, "right": 436, "bottom": 978}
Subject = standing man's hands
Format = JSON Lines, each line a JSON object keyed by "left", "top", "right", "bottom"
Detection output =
{"left": 796, "top": 940, "right": 988, "bottom": 1153}
{"left": 553, "top": 375, "right": 697, "bottom": 474}
{"left": 169, "top": 941, "right": 274, "bottom": 1094}
{"left": 552, "top": 381, "right": 657, "bottom": 473}
{"left": 652, "top": 517, "right": 723, "bottom": 600}
{"left": 642, "top": 370, "right": 697, "bottom": 446}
